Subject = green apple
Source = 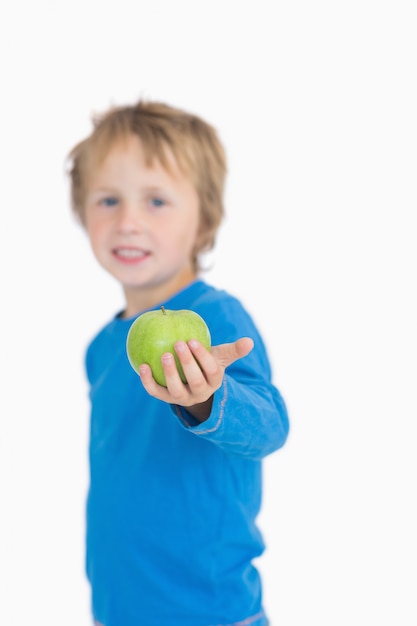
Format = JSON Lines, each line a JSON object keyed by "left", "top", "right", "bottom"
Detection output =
{"left": 126, "top": 306, "right": 211, "bottom": 386}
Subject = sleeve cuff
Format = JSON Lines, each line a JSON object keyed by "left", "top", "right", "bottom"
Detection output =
{"left": 171, "top": 378, "right": 227, "bottom": 434}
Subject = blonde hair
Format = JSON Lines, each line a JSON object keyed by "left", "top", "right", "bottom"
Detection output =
{"left": 67, "top": 99, "right": 227, "bottom": 271}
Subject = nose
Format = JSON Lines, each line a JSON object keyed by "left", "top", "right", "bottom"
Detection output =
{"left": 117, "top": 201, "right": 144, "bottom": 234}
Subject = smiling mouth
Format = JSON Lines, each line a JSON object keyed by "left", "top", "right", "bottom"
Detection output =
{"left": 113, "top": 248, "right": 149, "bottom": 261}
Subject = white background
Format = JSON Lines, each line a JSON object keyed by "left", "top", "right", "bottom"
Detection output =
{"left": 0, "top": 1, "right": 416, "bottom": 624}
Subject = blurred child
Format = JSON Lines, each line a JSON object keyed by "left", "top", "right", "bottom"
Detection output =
{"left": 67, "top": 99, "right": 289, "bottom": 626}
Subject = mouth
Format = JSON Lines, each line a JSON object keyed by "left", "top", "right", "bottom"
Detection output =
{"left": 112, "top": 247, "right": 150, "bottom": 263}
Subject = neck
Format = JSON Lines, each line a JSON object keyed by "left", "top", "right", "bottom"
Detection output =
{"left": 122, "top": 272, "right": 198, "bottom": 318}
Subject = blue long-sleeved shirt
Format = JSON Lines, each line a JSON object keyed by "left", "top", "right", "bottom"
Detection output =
{"left": 85, "top": 279, "right": 289, "bottom": 626}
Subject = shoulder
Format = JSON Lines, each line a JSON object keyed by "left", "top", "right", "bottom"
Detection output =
{"left": 183, "top": 280, "right": 262, "bottom": 345}
{"left": 186, "top": 279, "right": 246, "bottom": 312}
{"left": 191, "top": 281, "right": 274, "bottom": 384}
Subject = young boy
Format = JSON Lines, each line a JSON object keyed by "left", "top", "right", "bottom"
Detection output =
{"left": 67, "top": 99, "right": 289, "bottom": 626}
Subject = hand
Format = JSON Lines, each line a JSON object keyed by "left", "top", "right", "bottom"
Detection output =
{"left": 138, "top": 337, "right": 254, "bottom": 422}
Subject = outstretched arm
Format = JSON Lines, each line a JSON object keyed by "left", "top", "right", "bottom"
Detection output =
{"left": 138, "top": 337, "right": 254, "bottom": 422}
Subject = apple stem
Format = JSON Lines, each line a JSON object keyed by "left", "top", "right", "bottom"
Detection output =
{"left": 161, "top": 306, "right": 166, "bottom": 315}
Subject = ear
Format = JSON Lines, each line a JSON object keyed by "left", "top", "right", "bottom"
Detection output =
{"left": 195, "top": 215, "right": 216, "bottom": 251}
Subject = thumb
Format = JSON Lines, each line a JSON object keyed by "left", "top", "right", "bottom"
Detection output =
{"left": 234, "top": 336, "right": 254, "bottom": 359}
{"left": 211, "top": 337, "right": 254, "bottom": 369}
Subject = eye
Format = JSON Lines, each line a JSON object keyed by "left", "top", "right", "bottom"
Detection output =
{"left": 100, "top": 196, "right": 119, "bottom": 207}
{"left": 149, "top": 197, "right": 166, "bottom": 208}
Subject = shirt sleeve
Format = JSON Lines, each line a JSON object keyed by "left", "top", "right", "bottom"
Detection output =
{"left": 174, "top": 374, "right": 289, "bottom": 460}
{"left": 172, "top": 294, "right": 290, "bottom": 460}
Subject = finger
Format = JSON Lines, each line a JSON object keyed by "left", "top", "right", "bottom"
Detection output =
{"left": 138, "top": 363, "right": 170, "bottom": 397}
{"left": 138, "top": 363, "right": 154, "bottom": 384}
{"left": 210, "top": 337, "right": 254, "bottom": 368}
{"left": 174, "top": 339, "right": 210, "bottom": 389}
{"left": 160, "top": 352, "right": 183, "bottom": 385}
{"left": 161, "top": 350, "right": 196, "bottom": 403}
{"left": 235, "top": 337, "right": 254, "bottom": 359}
{"left": 186, "top": 339, "right": 219, "bottom": 382}
{"left": 140, "top": 357, "right": 190, "bottom": 405}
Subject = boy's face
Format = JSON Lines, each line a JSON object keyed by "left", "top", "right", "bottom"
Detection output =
{"left": 84, "top": 135, "right": 201, "bottom": 316}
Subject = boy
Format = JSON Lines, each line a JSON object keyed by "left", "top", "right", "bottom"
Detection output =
{"left": 67, "top": 99, "right": 289, "bottom": 626}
